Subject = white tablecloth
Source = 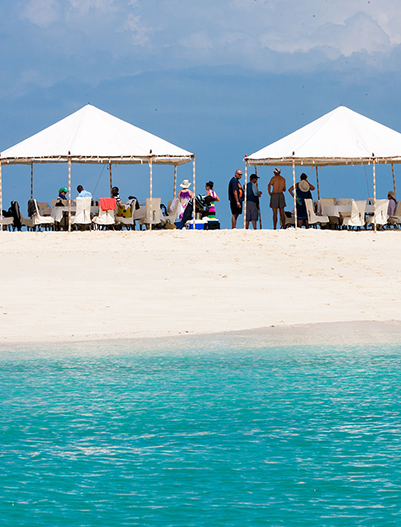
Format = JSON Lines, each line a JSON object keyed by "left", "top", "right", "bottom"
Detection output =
{"left": 51, "top": 206, "right": 99, "bottom": 222}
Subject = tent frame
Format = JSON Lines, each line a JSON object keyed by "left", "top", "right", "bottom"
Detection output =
{"left": 0, "top": 152, "right": 195, "bottom": 232}
{"left": 244, "top": 155, "right": 399, "bottom": 231}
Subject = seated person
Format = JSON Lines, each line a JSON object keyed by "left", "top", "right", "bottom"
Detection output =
{"left": 388, "top": 191, "right": 397, "bottom": 216}
{"left": 76, "top": 185, "right": 92, "bottom": 198}
{"left": 58, "top": 187, "right": 68, "bottom": 200}
{"left": 112, "top": 186, "right": 121, "bottom": 203}
{"left": 181, "top": 194, "right": 212, "bottom": 225}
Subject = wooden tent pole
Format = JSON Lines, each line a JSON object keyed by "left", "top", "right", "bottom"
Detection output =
{"left": 174, "top": 166, "right": 177, "bottom": 198}
{"left": 315, "top": 166, "right": 320, "bottom": 201}
{"left": 243, "top": 158, "right": 248, "bottom": 229}
{"left": 192, "top": 155, "right": 196, "bottom": 229}
{"left": 392, "top": 164, "right": 396, "bottom": 198}
{"left": 109, "top": 163, "right": 113, "bottom": 197}
{"left": 293, "top": 159, "right": 297, "bottom": 230}
{"left": 256, "top": 165, "right": 262, "bottom": 229}
{"left": 373, "top": 157, "right": 377, "bottom": 233}
{"left": 149, "top": 154, "right": 153, "bottom": 232}
{"left": 31, "top": 163, "right": 34, "bottom": 199}
{"left": 68, "top": 154, "right": 72, "bottom": 232}
{"left": 0, "top": 162, "right": 2, "bottom": 232}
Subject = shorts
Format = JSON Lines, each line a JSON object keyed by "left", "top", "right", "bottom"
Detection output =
{"left": 270, "top": 192, "right": 286, "bottom": 209}
{"left": 246, "top": 201, "right": 259, "bottom": 221}
{"left": 230, "top": 200, "right": 243, "bottom": 215}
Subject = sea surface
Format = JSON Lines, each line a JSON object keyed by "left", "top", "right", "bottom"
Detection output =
{"left": 1, "top": 336, "right": 401, "bottom": 526}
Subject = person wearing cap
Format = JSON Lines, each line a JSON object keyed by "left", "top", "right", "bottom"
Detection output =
{"left": 288, "top": 173, "right": 315, "bottom": 228}
{"left": 178, "top": 179, "right": 194, "bottom": 220}
{"left": 246, "top": 173, "right": 262, "bottom": 229}
{"left": 268, "top": 168, "right": 286, "bottom": 229}
{"left": 228, "top": 169, "right": 244, "bottom": 229}
{"left": 58, "top": 187, "right": 68, "bottom": 200}
{"left": 388, "top": 190, "right": 397, "bottom": 216}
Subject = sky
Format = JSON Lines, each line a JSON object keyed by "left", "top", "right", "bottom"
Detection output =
{"left": 1, "top": 0, "right": 401, "bottom": 228}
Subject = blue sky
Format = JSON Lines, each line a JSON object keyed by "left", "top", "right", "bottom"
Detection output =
{"left": 1, "top": 0, "right": 401, "bottom": 228}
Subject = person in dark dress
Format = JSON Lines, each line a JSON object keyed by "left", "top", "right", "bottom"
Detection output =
{"left": 288, "top": 173, "right": 315, "bottom": 228}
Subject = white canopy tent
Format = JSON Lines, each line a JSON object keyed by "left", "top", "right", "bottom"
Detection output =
{"left": 245, "top": 105, "right": 401, "bottom": 229}
{"left": 0, "top": 104, "right": 194, "bottom": 230}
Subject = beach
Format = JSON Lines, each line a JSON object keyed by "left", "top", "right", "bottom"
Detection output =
{"left": 1, "top": 229, "right": 400, "bottom": 345}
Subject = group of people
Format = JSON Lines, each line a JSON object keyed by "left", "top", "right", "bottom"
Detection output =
{"left": 228, "top": 168, "right": 315, "bottom": 229}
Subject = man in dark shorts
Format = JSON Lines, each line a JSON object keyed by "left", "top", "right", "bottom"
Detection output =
{"left": 228, "top": 169, "right": 244, "bottom": 229}
{"left": 268, "top": 168, "right": 286, "bottom": 229}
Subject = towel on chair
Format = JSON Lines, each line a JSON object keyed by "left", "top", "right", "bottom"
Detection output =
{"left": 99, "top": 198, "right": 117, "bottom": 211}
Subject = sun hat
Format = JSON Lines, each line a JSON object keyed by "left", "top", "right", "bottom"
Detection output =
{"left": 388, "top": 190, "right": 396, "bottom": 200}
{"left": 180, "top": 179, "right": 191, "bottom": 188}
{"left": 274, "top": 168, "right": 281, "bottom": 175}
{"left": 299, "top": 180, "right": 310, "bottom": 192}
{"left": 59, "top": 187, "right": 68, "bottom": 193}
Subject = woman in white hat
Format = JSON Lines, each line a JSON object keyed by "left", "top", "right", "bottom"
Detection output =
{"left": 178, "top": 179, "right": 194, "bottom": 220}
{"left": 288, "top": 173, "right": 315, "bottom": 228}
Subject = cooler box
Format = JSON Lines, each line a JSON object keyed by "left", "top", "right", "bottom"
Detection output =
{"left": 205, "top": 220, "right": 220, "bottom": 230}
{"left": 185, "top": 219, "right": 206, "bottom": 230}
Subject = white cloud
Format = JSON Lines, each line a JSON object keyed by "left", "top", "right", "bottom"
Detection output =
{"left": 20, "top": 0, "right": 61, "bottom": 28}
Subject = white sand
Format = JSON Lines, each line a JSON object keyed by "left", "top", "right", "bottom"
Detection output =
{"left": 0, "top": 229, "right": 400, "bottom": 345}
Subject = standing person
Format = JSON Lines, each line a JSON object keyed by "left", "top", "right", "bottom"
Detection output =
{"left": 228, "top": 169, "right": 244, "bottom": 229}
{"left": 289, "top": 174, "right": 314, "bottom": 228}
{"left": 205, "top": 181, "right": 220, "bottom": 219}
{"left": 246, "top": 174, "right": 262, "bottom": 229}
{"left": 177, "top": 179, "right": 194, "bottom": 220}
{"left": 268, "top": 168, "right": 286, "bottom": 229}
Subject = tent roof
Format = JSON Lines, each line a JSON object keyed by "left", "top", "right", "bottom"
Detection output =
{"left": 0, "top": 104, "right": 193, "bottom": 165}
{"left": 247, "top": 106, "right": 401, "bottom": 166}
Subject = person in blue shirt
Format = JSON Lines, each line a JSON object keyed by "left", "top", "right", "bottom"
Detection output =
{"left": 76, "top": 185, "right": 92, "bottom": 198}
{"left": 246, "top": 174, "right": 262, "bottom": 229}
{"left": 228, "top": 169, "right": 244, "bottom": 229}
{"left": 58, "top": 187, "right": 68, "bottom": 200}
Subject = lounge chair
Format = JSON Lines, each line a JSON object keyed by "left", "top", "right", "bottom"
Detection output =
{"left": 22, "top": 199, "right": 55, "bottom": 231}
{"left": 342, "top": 200, "right": 366, "bottom": 229}
{"left": 305, "top": 199, "right": 329, "bottom": 227}
{"left": 71, "top": 197, "right": 92, "bottom": 229}
{"left": 366, "top": 199, "right": 388, "bottom": 229}
{"left": 92, "top": 198, "right": 117, "bottom": 229}
{"left": 139, "top": 198, "right": 162, "bottom": 229}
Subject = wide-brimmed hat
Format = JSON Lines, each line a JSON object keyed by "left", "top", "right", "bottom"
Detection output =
{"left": 274, "top": 168, "right": 281, "bottom": 175}
{"left": 388, "top": 190, "right": 396, "bottom": 200}
{"left": 59, "top": 187, "right": 68, "bottom": 193}
{"left": 180, "top": 179, "right": 191, "bottom": 188}
{"left": 299, "top": 180, "right": 310, "bottom": 192}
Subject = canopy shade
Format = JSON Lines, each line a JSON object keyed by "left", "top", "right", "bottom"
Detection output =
{"left": 0, "top": 104, "right": 193, "bottom": 165}
{"left": 246, "top": 106, "right": 401, "bottom": 166}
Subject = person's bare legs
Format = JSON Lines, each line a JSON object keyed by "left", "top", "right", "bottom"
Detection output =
{"left": 232, "top": 214, "right": 239, "bottom": 229}
{"left": 252, "top": 220, "right": 257, "bottom": 229}
{"left": 279, "top": 208, "right": 286, "bottom": 229}
{"left": 272, "top": 208, "right": 278, "bottom": 229}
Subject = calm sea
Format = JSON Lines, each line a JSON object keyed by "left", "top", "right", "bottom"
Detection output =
{"left": 1, "top": 337, "right": 400, "bottom": 526}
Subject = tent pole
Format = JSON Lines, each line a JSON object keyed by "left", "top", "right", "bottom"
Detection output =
{"left": 31, "top": 163, "right": 34, "bottom": 199}
{"left": 174, "top": 166, "right": 177, "bottom": 198}
{"left": 373, "top": 157, "right": 377, "bottom": 233}
{"left": 109, "top": 163, "right": 113, "bottom": 197}
{"left": 0, "top": 162, "right": 2, "bottom": 232}
{"left": 192, "top": 155, "right": 196, "bottom": 229}
{"left": 243, "top": 159, "right": 248, "bottom": 229}
{"left": 256, "top": 165, "right": 262, "bottom": 229}
{"left": 293, "top": 160, "right": 297, "bottom": 230}
{"left": 68, "top": 154, "right": 72, "bottom": 232}
{"left": 315, "top": 166, "right": 320, "bottom": 201}
{"left": 392, "top": 164, "right": 396, "bottom": 198}
{"left": 149, "top": 155, "right": 153, "bottom": 232}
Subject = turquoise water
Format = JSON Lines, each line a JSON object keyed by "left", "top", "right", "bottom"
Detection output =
{"left": 1, "top": 338, "right": 401, "bottom": 526}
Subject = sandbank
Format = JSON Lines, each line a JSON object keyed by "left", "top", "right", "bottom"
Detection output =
{"left": 0, "top": 229, "right": 400, "bottom": 346}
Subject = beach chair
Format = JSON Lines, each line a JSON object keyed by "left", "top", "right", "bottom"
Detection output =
{"left": 342, "top": 200, "right": 366, "bottom": 229}
{"left": 71, "top": 197, "right": 92, "bottom": 229}
{"left": 139, "top": 198, "right": 162, "bottom": 229}
{"left": 92, "top": 198, "right": 117, "bottom": 229}
{"left": 115, "top": 199, "right": 138, "bottom": 230}
{"left": 366, "top": 199, "right": 388, "bottom": 229}
{"left": 37, "top": 202, "right": 51, "bottom": 216}
{"left": 305, "top": 199, "right": 329, "bottom": 228}
{"left": 22, "top": 199, "right": 55, "bottom": 231}
{"left": 0, "top": 215, "right": 13, "bottom": 231}
{"left": 387, "top": 200, "right": 401, "bottom": 228}
{"left": 162, "top": 198, "right": 180, "bottom": 226}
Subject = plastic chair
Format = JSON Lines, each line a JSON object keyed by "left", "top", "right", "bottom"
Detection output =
{"left": 139, "top": 198, "right": 161, "bottom": 229}
{"left": 305, "top": 199, "right": 329, "bottom": 227}
{"left": 71, "top": 197, "right": 92, "bottom": 228}
{"left": 342, "top": 200, "right": 366, "bottom": 229}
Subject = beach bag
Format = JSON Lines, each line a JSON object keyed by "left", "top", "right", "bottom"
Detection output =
{"left": 117, "top": 203, "right": 132, "bottom": 218}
